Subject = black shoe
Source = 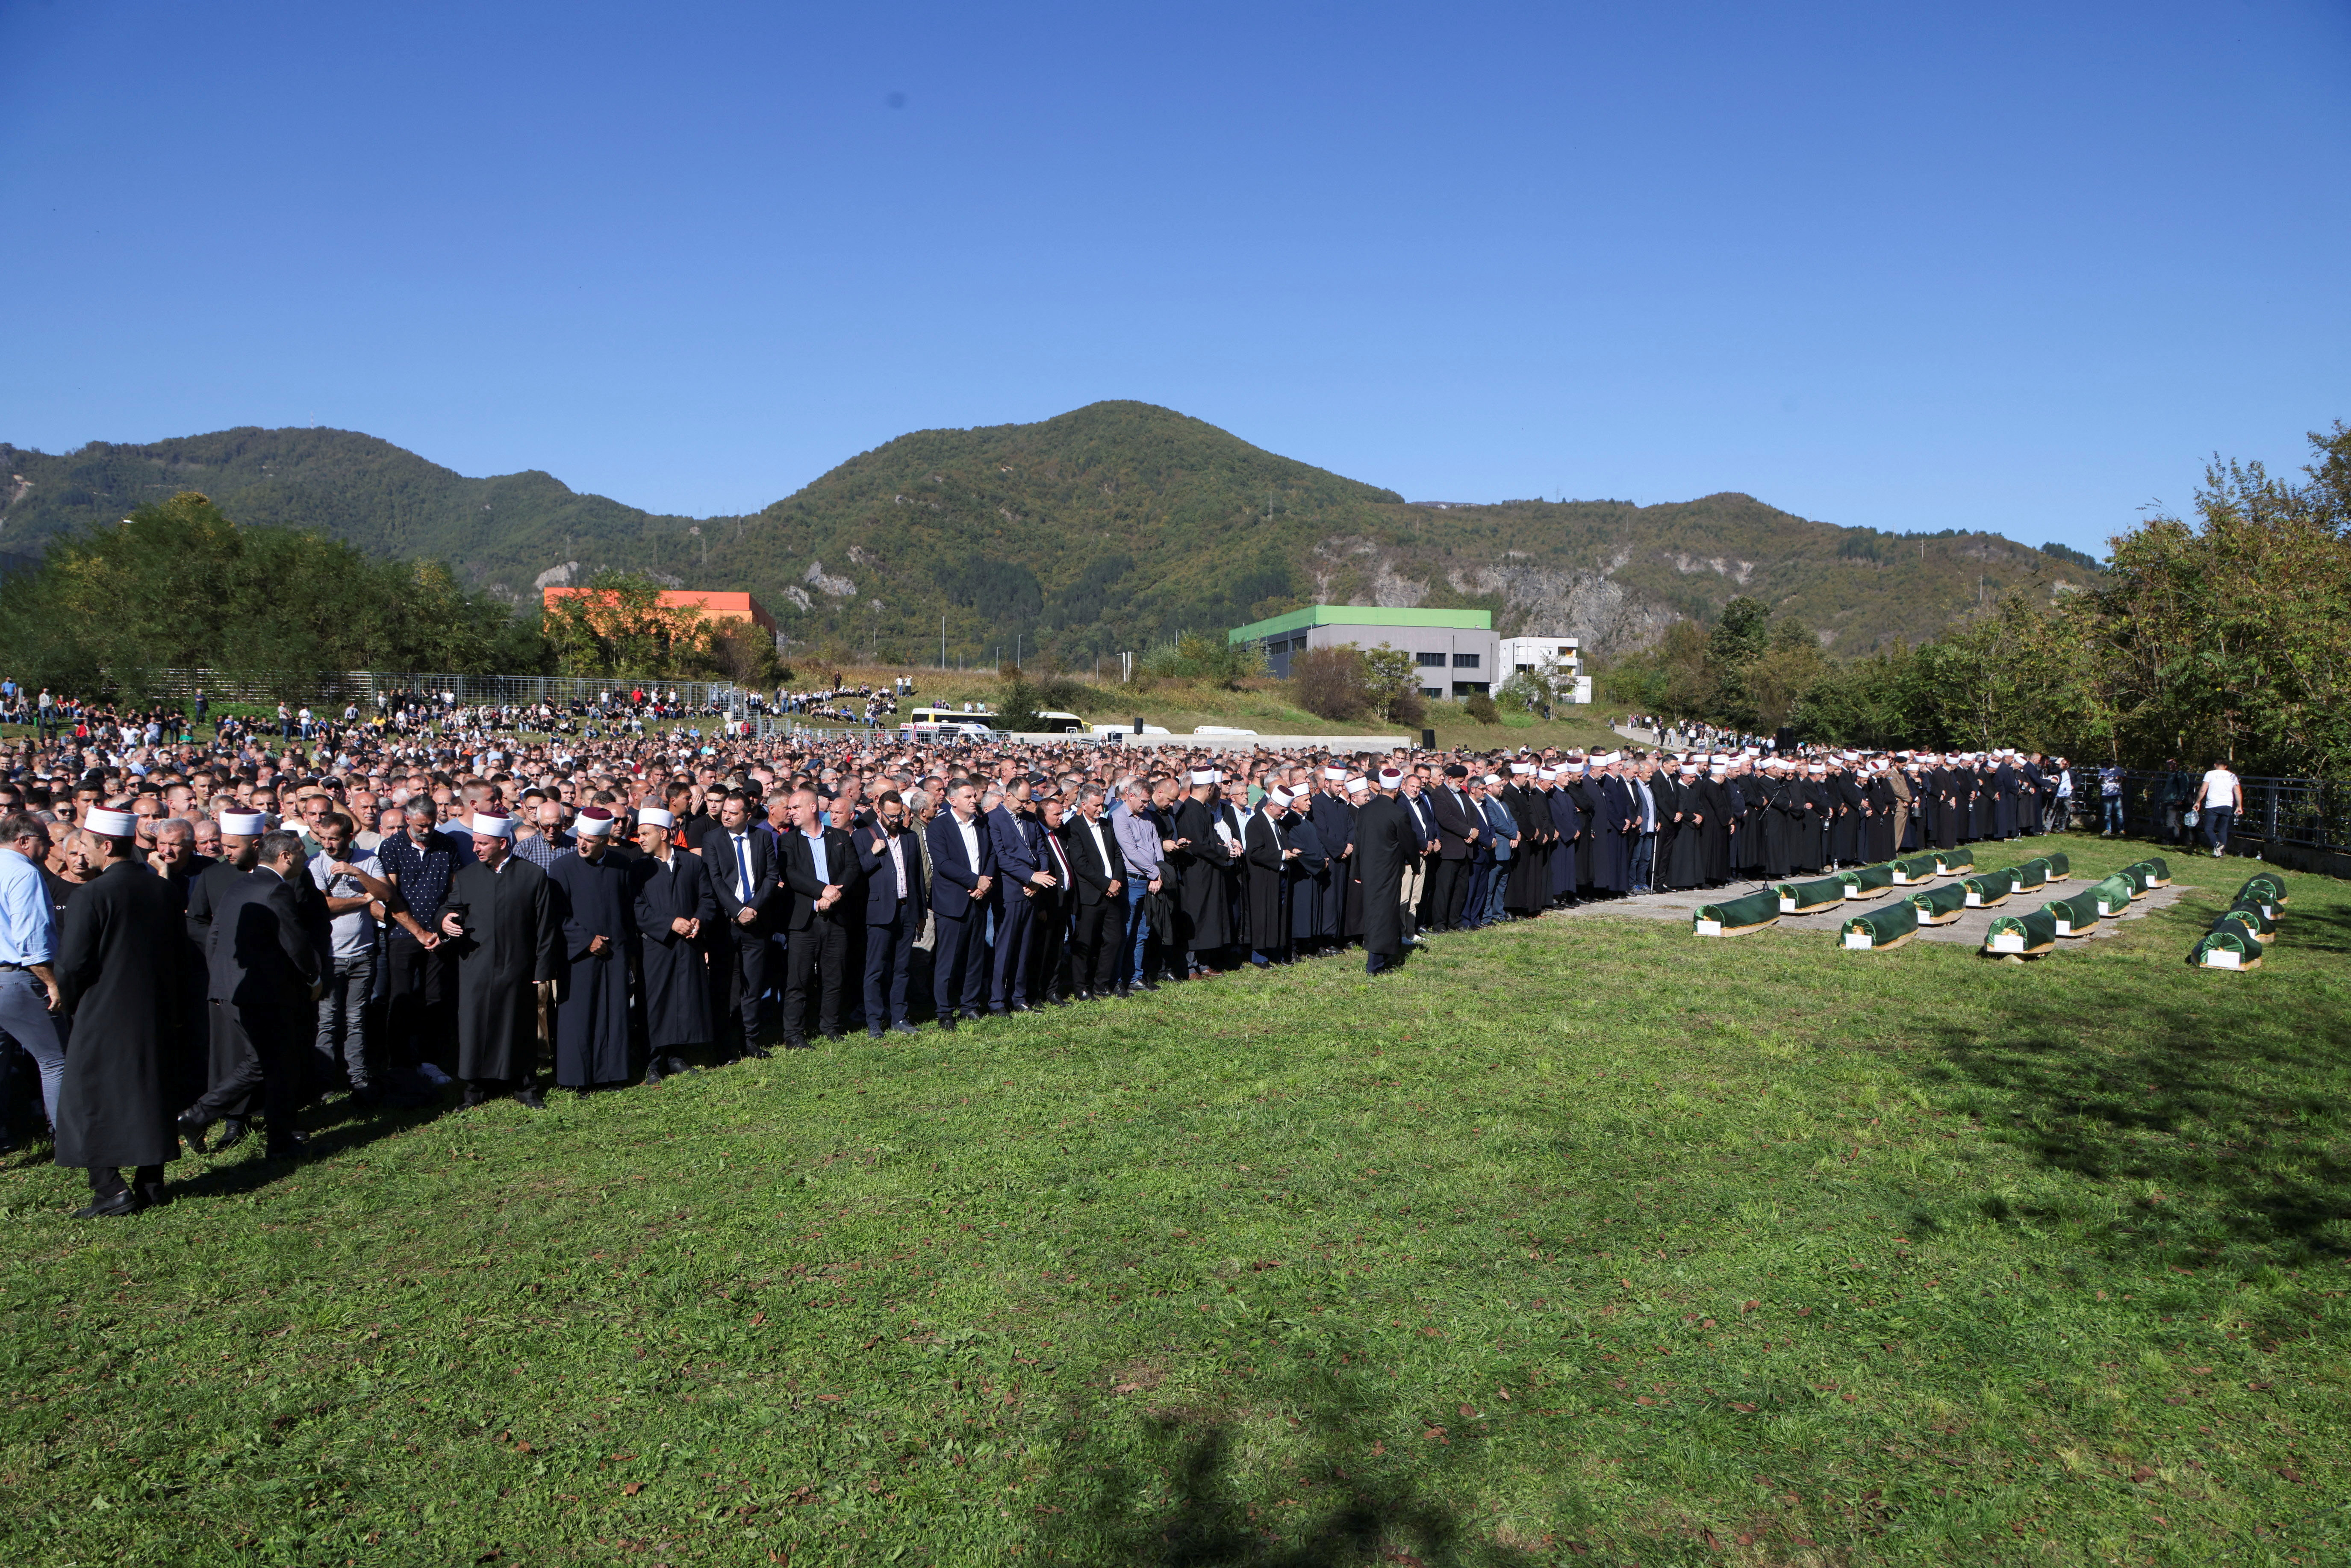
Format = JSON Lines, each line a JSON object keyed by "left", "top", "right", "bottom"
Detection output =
{"left": 212, "top": 1117, "right": 250, "bottom": 1152}
{"left": 821, "top": 1029, "right": 846, "bottom": 1041}
{"left": 890, "top": 1020, "right": 919, "bottom": 1035}
{"left": 743, "top": 1044, "right": 775, "bottom": 1060}
{"left": 780, "top": 1034, "right": 808, "bottom": 1051}
{"left": 176, "top": 1110, "right": 212, "bottom": 1153}
{"left": 265, "top": 1132, "right": 309, "bottom": 1160}
{"left": 1011, "top": 1002, "right": 1036, "bottom": 1014}
{"left": 868, "top": 1027, "right": 886, "bottom": 1040}
{"left": 135, "top": 1180, "right": 169, "bottom": 1209}
{"left": 73, "top": 1191, "right": 143, "bottom": 1219}
{"left": 936, "top": 1015, "right": 957, "bottom": 1032}
{"left": 642, "top": 1069, "right": 665, "bottom": 1087}
{"left": 512, "top": 1087, "right": 547, "bottom": 1111}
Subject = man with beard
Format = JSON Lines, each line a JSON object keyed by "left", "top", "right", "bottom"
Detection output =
{"left": 1353, "top": 769, "right": 1416, "bottom": 976}
{"left": 181, "top": 808, "right": 268, "bottom": 1149}
{"left": 1170, "top": 769, "right": 1234, "bottom": 973}
{"left": 1424, "top": 765, "right": 1478, "bottom": 933}
{"left": 546, "top": 806, "right": 635, "bottom": 1091}
{"left": 1591, "top": 756, "right": 1635, "bottom": 897}
{"left": 629, "top": 806, "right": 717, "bottom": 1081}
{"left": 1307, "top": 767, "right": 1354, "bottom": 952}
{"left": 437, "top": 813, "right": 561, "bottom": 1110}
{"left": 181, "top": 828, "right": 321, "bottom": 1163}
{"left": 1548, "top": 763, "right": 1587, "bottom": 907}
{"left": 984, "top": 776, "right": 1049, "bottom": 1014}
{"left": 1242, "top": 786, "right": 1301, "bottom": 966}
{"left": 853, "top": 790, "right": 928, "bottom": 1031}
{"left": 56, "top": 811, "right": 189, "bottom": 1215}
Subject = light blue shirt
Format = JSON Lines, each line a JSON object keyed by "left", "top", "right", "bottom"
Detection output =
{"left": 0, "top": 849, "right": 56, "bottom": 966}
{"left": 801, "top": 828, "right": 830, "bottom": 885}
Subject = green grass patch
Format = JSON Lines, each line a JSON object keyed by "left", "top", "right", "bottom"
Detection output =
{"left": 2, "top": 834, "right": 2344, "bottom": 1564}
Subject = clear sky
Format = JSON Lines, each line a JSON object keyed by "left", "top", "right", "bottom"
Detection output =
{"left": 4, "top": 1, "right": 2345, "bottom": 554}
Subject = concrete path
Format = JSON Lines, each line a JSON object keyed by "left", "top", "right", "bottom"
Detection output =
{"left": 1548, "top": 869, "right": 2190, "bottom": 951}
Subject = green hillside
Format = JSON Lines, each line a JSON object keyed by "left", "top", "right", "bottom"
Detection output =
{"left": 0, "top": 403, "right": 2095, "bottom": 663}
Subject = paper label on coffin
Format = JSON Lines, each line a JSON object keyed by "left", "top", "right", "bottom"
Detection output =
{"left": 1779, "top": 897, "right": 1795, "bottom": 913}
{"left": 1965, "top": 892, "right": 1984, "bottom": 906}
{"left": 1991, "top": 932, "right": 2024, "bottom": 952}
{"left": 2262, "top": 904, "right": 2274, "bottom": 919}
{"left": 1844, "top": 931, "right": 1871, "bottom": 950}
{"left": 2055, "top": 920, "right": 2073, "bottom": 935}
{"left": 2098, "top": 901, "right": 2123, "bottom": 917}
{"left": 1695, "top": 919, "right": 1722, "bottom": 936}
{"left": 2204, "top": 947, "right": 2241, "bottom": 970}
{"left": 1845, "top": 887, "right": 1865, "bottom": 899}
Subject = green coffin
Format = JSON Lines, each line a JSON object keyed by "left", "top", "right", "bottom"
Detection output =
{"left": 1934, "top": 847, "right": 1975, "bottom": 875}
{"left": 1908, "top": 882, "right": 1970, "bottom": 923}
{"left": 2235, "top": 872, "right": 2288, "bottom": 910}
{"left": 2043, "top": 851, "right": 2071, "bottom": 880}
{"left": 2223, "top": 898, "right": 2277, "bottom": 937}
{"left": 2189, "top": 928, "right": 2261, "bottom": 970}
{"left": 1890, "top": 854, "right": 1942, "bottom": 884}
{"left": 1774, "top": 877, "right": 1850, "bottom": 915}
{"left": 2118, "top": 863, "right": 2157, "bottom": 897}
{"left": 1840, "top": 899, "right": 1920, "bottom": 949}
{"left": 2010, "top": 858, "right": 2050, "bottom": 891}
{"left": 2045, "top": 889, "right": 2101, "bottom": 936}
{"left": 1838, "top": 863, "right": 1896, "bottom": 897}
{"left": 2089, "top": 872, "right": 2137, "bottom": 916}
{"left": 2210, "top": 908, "right": 2272, "bottom": 946}
{"left": 2126, "top": 856, "right": 2171, "bottom": 887}
{"left": 1695, "top": 890, "right": 1781, "bottom": 935}
{"left": 1985, "top": 907, "right": 2058, "bottom": 955}
{"left": 1961, "top": 870, "right": 2015, "bottom": 907}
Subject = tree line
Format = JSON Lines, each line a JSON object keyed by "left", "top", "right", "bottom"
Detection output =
{"left": 0, "top": 492, "right": 783, "bottom": 699}
{"left": 1600, "top": 421, "right": 2350, "bottom": 776}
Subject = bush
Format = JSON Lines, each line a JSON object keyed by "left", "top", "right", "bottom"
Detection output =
{"left": 1465, "top": 693, "right": 1500, "bottom": 725}
{"left": 1291, "top": 645, "right": 1371, "bottom": 720}
{"left": 1139, "top": 633, "right": 1269, "bottom": 690}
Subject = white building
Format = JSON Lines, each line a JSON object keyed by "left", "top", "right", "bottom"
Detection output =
{"left": 1496, "top": 636, "right": 1588, "bottom": 703}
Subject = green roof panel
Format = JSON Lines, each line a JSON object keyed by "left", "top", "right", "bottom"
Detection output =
{"left": 1228, "top": 604, "right": 1494, "bottom": 643}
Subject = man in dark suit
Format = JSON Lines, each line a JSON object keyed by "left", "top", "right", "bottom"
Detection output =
{"left": 181, "top": 829, "right": 323, "bottom": 1161}
{"left": 923, "top": 780, "right": 996, "bottom": 1030}
{"left": 1029, "top": 793, "right": 1078, "bottom": 1003}
{"left": 1059, "top": 785, "right": 1125, "bottom": 1000}
{"left": 854, "top": 789, "right": 926, "bottom": 1036}
{"left": 777, "top": 787, "right": 856, "bottom": 1045}
{"left": 698, "top": 791, "right": 778, "bottom": 1059}
{"left": 1424, "top": 764, "right": 1479, "bottom": 932}
{"left": 986, "top": 778, "right": 1052, "bottom": 1013}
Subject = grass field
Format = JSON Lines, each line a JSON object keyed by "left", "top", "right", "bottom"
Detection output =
{"left": 2, "top": 833, "right": 2343, "bottom": 1566}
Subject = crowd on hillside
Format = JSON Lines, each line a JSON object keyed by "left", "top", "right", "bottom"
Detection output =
{"left": 0, "top": 683, "right": 2251, "bottom": 1216}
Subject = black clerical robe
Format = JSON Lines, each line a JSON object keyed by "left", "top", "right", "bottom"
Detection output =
{"left": 439, "top": 855, "right": 560, "bottom": 1084}
{"left": 546, "top": 849, "right": 636, "bottom": 1088}
{"left": 1351, "top": 794, "right": 1414, "bottom": 959}
{"left": 54, "top": 861, "right": 188, "bottom": 1170}
{"left": 632, "top": 847, "right": 718, "bottom": 1051}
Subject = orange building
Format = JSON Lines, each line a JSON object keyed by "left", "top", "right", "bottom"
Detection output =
{"left": 542, "top": 587, "right": 777, "bottom": 634}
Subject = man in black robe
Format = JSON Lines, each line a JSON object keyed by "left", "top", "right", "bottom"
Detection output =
{"left": 1242, "top": 788, "right": 1299, "bottom": 966}
{"left": 1308, "top": 771, "right": 1353, "bottom": 950}
{"left": 56, "top": 811, "right": 188, "bottom": 1215}
{"left": 630, "top": 807, "right": 717, "bottom": 1081}
{"left": 182, "top": 808, "right": 266, "bottom": 1149}
{"left": 1170, "top": 770, "right": 1234, "bottom": 973}
{"left": 436, "top": 813, "right": 560, "bottom": 1109}
{"left": 546, "top": 806, "right": 636, "bottom": 1091}
{"left": 1353, "top": 770, "right": 1415, "bottom": 975}
{"left": 181, "top": 828, "right": 321, "bottom": 1163}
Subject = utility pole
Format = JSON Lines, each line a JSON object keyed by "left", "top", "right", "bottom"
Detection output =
{"left": 941, "top": 615, "right": 946, "bottom": 671}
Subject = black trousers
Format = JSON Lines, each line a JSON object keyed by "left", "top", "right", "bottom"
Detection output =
{"left": 932, "top": 911, "right": 989, "bottom": 1020}
{"left": 191, "top": 1003, "right": 303, "bottom": 1135}
{"left": 1069, "top": 897, "right": 1120, "bottom": 995}
{"left": 1427, "top": 856, "right": 1467, "bottom": 931}
{"left": 1030, "top": 898, "right": 1070, "bottom": 999}
{"left": 783, "top": 915, "right": 850, "bottom": 1040}
{"left": 716, "top": 924, "right": 771, "bottom": 1050}
{"left": 383, "top": 934, "right": 451, "bottom": 1075}
{"left": 89, "top": 1164, "right": 165, "bottom": 1200}
{"left": 863, "top": 905, "right": 915, "bottom": 1029}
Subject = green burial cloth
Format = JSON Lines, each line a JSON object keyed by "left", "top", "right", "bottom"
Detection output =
{"left": 2210, "top": 908, "right": 2271, "bottom": 946}
{"left": 1984, "top": 907, "right": 2057, "bottom": 955}
{"left": 2223, "top": 899, "right": 2277, "bottom": 937}
{"left": 1694, "top": 890, "right": 1781, "bottom": 934}
{"left": 1837, "top": 863, "right": 1896, "bottom": 896}
{"left": 2089, "top": 872, "right": 2137, "bottom": 916}
{"left": 1890, "top": 854, "right": 1941, "bottom": 883}
{"left": 1961, "top": 870, "right": 2015, "bottom": 906}
{"left": 2043, "top": 851, "right": 2071, "bottom": 879}
{"left": 1775, "top": 877, "right": 1850, "bottom": 915}
{"left": 1840, "top": 899, "right": 1920, "bottom": 949}
{"left": 2235, "top": 871, "right": 2288, "bottom": 910}
{"left": 2010, "top": 858, "right": 2050, "bottom": 891}
{"left": 1907, "top": 883, "right": 1970, "bottom": 923}
{"left": 2045, "top": 889, "right": 2101, "bottom": 936}
{"left": 2189, "top": 929, "right": 2261, "bottom": 970}
{"left": 1934, "top": 847, "right": 1975, "bottom": 875}
{"left": 2127, "top": 856, "right": 2171, "bottom": 887}
{"left": 2118, "top": 863, "right": 2157, "bottom": 896}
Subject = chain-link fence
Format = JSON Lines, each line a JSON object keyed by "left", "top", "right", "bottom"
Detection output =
{"left": 2090, "top": 771, "right": 2349, "bottom": 856}
{"left": 141, "top": 669, "right": 742, "bottom": 711}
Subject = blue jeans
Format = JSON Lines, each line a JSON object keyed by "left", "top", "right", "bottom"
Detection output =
{"left": 2102, "top": 797, "right": 2123, "bottom": 833}
{"left": 1123, "top": 879, "right": 1154, "bottom": 985}
{"left": 1629, "top": 834, "right": 1656, "bottom": 891}
{"left": 313, "top": 950, "right": 375, "bottom": 1091}
{"left": 0, "top": 969, "right": 66, "bottom": 1132}
{"left": 1485, "top": 864, "right": 1510, "bottom": 923}
{"left": 2204, "top": 806, "right": 2235, "bottom": 853}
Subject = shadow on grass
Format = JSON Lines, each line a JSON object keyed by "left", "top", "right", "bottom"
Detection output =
{"left": 1921, "top": 909, "right": 2350, "bottom": 1271}
{"left": 1033, "top": 1365, "right": 1560, "bottom": 1568}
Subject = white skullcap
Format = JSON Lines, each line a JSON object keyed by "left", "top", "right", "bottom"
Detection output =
{"left": 1679, "top": 764, "right": 1697, "bottom": 775}
{"left": 1378, "top": 768, "right": 1403, "bottom": 785}
{"left": 637, "top": 807, "right": 675, "bottom": 828}
{"left": 574, "top": 807, "right": 616, "bottom": 837}
{"left": 219, "top": 811, "right": 268, "bottom": 836}
{"left": 1510, "top": 763, "right": 1534, "bottom": 774}
{"left": 85, "top": 808, "right": 138, "bottom": 838}
{"left": 1344, "top": 777, "right": 1368, "bottom": 795}
{"left": 1269, "top": 788, "right": 1293, "bottom": 808}
{"left": 1323, "top": 767, "right": 1346, "bottom": 781}
{"left": 1482, "top": 774, "right": 1501, "bottom": 786}
{"left": 1188, "top": 769, "right": 1216, "bottom": 785}
{"left": 1538, "top": 767, "right": 1558, "bottom": 780}
{"left": 470, "top": 812, "right": 516, "bottom": 839}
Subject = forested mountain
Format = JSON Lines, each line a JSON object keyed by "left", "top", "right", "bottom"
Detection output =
{"left": 0, "top": 402, "right": 2094, "bottom": 663}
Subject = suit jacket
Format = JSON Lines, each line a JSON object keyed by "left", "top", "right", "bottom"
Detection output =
{"left": 1060, "top": 812, "right": 1123, "bottom": 905}
{"left": 1426, "top": 784, "right": 1477, "bottom": 860}
{"left": 206, "top": 867, "right": 323, "bottom": 1017}
{"left": 923, "top": 810, "right": 997, "bottom": 920}
{"left": 778, "top": 826, "right": 859, "bottom": 930}
{"left": 854, "top": 821, "right": 929, "bottom": 923}
{"left": 1401, "top": 791, "right": 1439, "bottom": 851}
{"left": 700, "top": 821, "right": 779, "bottom": 928}
{"left": 986, "top": 803, "right": 1042, "bottom": 888}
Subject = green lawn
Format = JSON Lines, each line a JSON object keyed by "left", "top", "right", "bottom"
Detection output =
{"left": 2, "top": 834, "right": 2344, "bottom": 1565}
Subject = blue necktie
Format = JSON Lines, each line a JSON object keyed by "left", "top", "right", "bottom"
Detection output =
{"left": 734, "top": 834, "right": 752, "bottom": 905}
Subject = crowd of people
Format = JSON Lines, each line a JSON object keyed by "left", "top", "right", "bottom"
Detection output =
{"left": 0, "top": 695, "right": 2235, "bottom": 1217}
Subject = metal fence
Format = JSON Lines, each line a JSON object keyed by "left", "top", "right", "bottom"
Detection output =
{"left": 140, "top": 669, "right": 743, "bottom": 711}
{"left": 2098, "top": 771, "right": 2351, "bottom": 857}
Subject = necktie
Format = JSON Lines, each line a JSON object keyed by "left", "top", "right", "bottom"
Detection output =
{"left": 734, "top": 834, "right": 751, "bottom": 903}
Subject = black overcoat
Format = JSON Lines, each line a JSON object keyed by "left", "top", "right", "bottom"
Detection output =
{"left": 438, "top": 857, "right": 561, "bottom": 1082}
{"left": 632, "top": 849, "right": 719, "bottom": 1050}
{"left": 55, "top": 862, "right": 189, "bottom": 1169}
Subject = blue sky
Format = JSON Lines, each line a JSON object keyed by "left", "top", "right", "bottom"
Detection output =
{"left": 4, "top": 1, "right": 2345, "bottom": 554}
